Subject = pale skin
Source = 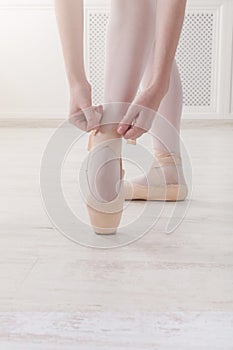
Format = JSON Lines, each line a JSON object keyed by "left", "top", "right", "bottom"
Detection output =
{"left": 117, "top": 0, "right": 187, "bottom": 140}
{"left": 54, "top": 0, "right": 187, "bottom": 139}
{"left": 54, "top": 0, "right": 102, "bottom": 131}
{"left": 54, "top": 0, "right": 187, "bottom": 205}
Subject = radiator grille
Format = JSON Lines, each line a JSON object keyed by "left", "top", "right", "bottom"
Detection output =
{"left": 87, "top": 9, "right": 216, "bottom": 109}
{"left": 176, "top": 11, "right": 215, "bottom": 107}
{"left": 87, "top": 11, "right": 108, "bottom": 106}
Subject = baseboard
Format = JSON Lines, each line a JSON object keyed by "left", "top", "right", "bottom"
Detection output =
{"left": 0, "top": 118, "right": 233, "bottom": 128}
{"left": 0, "top": 118, "right": 66, "bottom": 128}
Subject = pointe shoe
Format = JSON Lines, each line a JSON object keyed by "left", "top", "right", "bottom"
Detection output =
{"left": 124, "top": 152, "right": 188, "bottom": 201}
{"left": 127, "top": 139, "right": 137, "bottom": 145}
{"left": 86, "top": 129, "right": 125, "bottom": 235}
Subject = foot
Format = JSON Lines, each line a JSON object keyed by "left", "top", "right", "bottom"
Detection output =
{"left": 124, "top": 151, "right": 188, "bottom": 201}
{"left": 86, "top": 127, "right": 124, "bottom": 234}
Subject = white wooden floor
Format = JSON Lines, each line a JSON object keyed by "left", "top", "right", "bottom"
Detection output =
{"left": 0, "top": 123, "right": 233, "bottom": 349}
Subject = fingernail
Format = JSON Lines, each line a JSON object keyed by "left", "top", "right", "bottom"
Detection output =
{"left": 117, "top": 126, "right": 123, "bottom": 134}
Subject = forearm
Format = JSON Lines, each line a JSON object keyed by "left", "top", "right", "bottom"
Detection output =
{"left": 54, "top": 0, "right": 87, "bottom": 89}
{"left": 149, "top": 0, "right": 187, "bottom": 93}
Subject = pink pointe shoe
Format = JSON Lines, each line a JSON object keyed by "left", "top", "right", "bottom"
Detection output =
{"left": 124, "top": 152, "right": 188, "bottom": 201}
{"left": 86, "top": 129, "right": 125, "bottom": 235}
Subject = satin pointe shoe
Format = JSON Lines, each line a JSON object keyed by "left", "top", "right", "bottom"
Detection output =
{"left": 124, "top": 152, "right": 188, "bottom": 201}
{"left": 85, "top": 129, "right": 125, "bottom": 235}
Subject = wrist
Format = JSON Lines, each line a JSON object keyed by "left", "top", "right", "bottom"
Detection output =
{"left": 147, "top": 79, "right": 169, "bottom": 100}
{"left": 149, "top": 61, "right": 173, "bottom": 95}
{"left": 68, "top": 69, "right": 89, "bottom": 89}
{"left": 69, "top": 79, "right": 91, "bottom": 93}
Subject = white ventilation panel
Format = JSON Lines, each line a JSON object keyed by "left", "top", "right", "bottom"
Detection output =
{"left": 86, "top": 9, "right": 109, "bottom": 106}
{"left": 176, "top": 11, "right": 216, "bottom": 109}
{"left": 86, "top": 7, "right": 218, "bottom": 112}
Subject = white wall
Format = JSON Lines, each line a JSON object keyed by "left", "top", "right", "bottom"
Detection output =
{"left": 0, "top": 0, "right": 233, "bottom": 120}
{"left": 0, "top": 0, "right": 69, "bottom": 118}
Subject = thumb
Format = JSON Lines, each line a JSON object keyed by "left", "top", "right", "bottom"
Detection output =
{"left": 84, "top": 106, "right": 102, "bottom": 132}
{"left": 94, "top": 104, "right": 103, "bottom": 116}
{"left": 117, "top": 105, "right": 140, "bottom": 135}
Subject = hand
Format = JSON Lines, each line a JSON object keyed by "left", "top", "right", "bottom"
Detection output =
{"left": 117, "top": 84, "right": 168, "bottom": 140}
{"left": 69, "top": 81, "right": 103, "bottom": 132}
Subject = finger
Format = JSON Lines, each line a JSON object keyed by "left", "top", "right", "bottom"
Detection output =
{"left": 124, "top": 125, "right": 145, "bottom": 140}
{"left": 135, "top": 109, "right": 155, "bottom": 133}
{"left": 117, "top": 104, "right": 140, "bottom": 135}
{"left": 69, "top": 110, "right": 87, "bottom": 131}
{"left": 85, "top": 107, "right": 102, "bottom": 131}
{"left": 93, "top": 105, "right": 103, "bottom": 132}
{"left": 94, "top": 104, "right": 103, "bottom": 116}
{"left": 124, "top": 108, "right": 155, "bottom": 140}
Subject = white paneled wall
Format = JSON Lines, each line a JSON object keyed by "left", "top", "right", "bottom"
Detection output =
{"left": 0, "top": 0, "right": 233, "bottom": 119}
{"left": 0, "top": 0, "right": 69, "bottom": 119}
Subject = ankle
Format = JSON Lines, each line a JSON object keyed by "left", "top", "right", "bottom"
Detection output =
{"left": 99, "top": 124, "right": 121, "bottom": 136}
{"left": 92, "top": 127, "right": 122, "bottom": 147}
{"left": 152, "top": 151, "right": 182, "bottom": 168}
